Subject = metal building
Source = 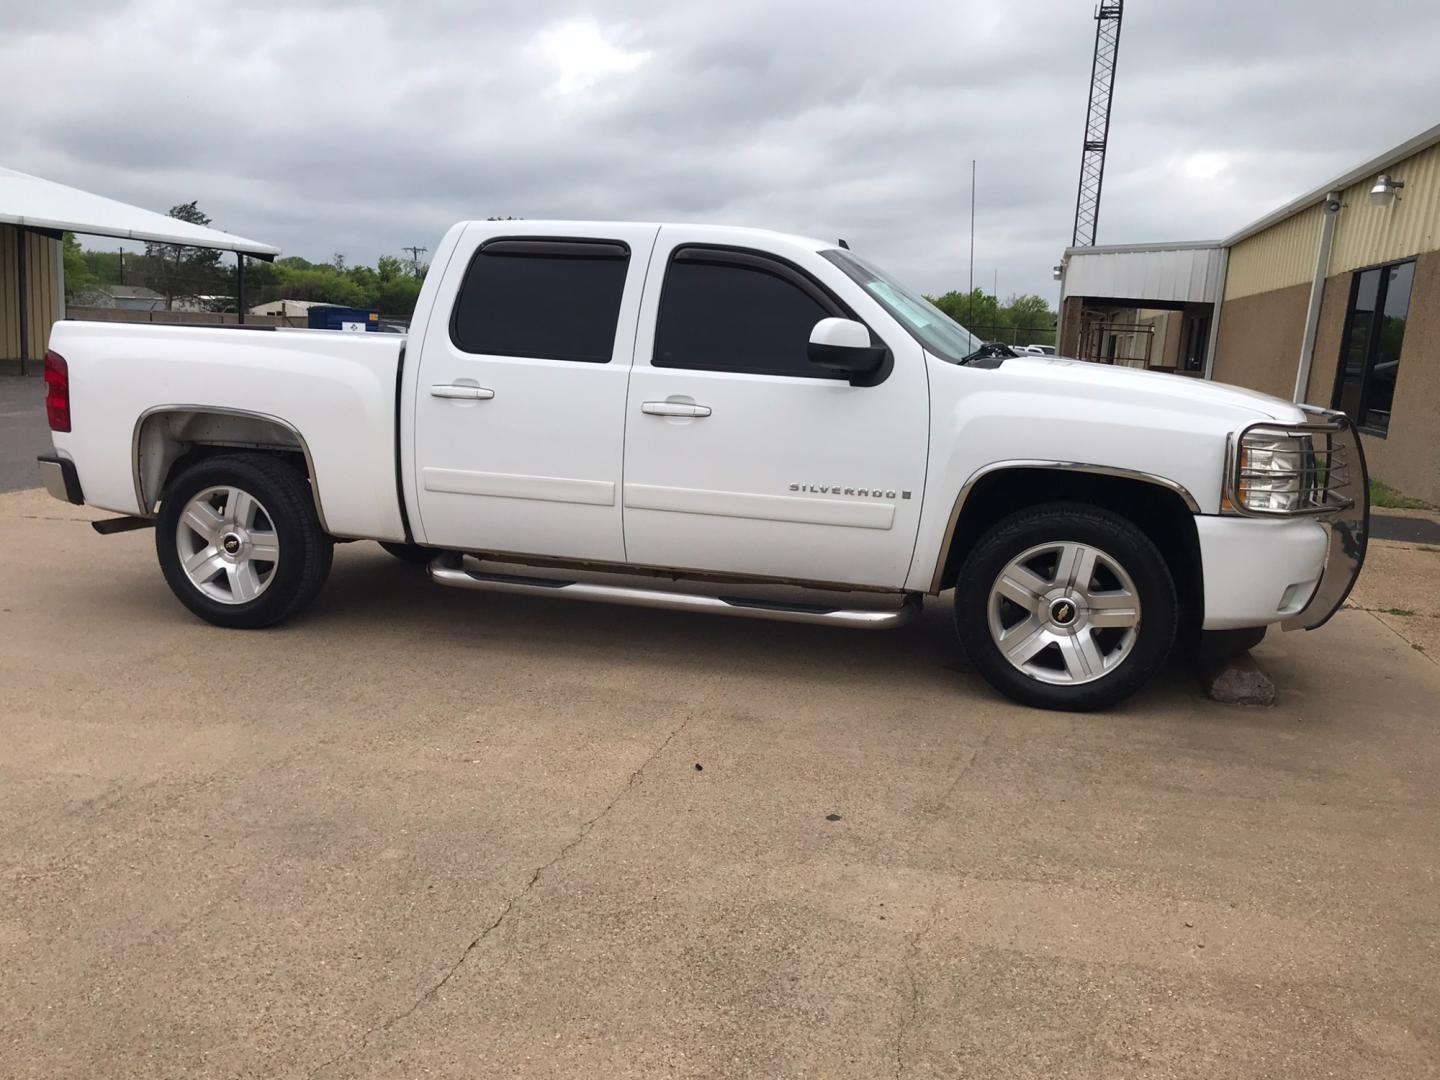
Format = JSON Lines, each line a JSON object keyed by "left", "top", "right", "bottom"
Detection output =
{"left": 1, "top": 166, "right": 278, "bottom": 371}
{"left": 1057, "top": 122, "right": 1440, "bottom": 503}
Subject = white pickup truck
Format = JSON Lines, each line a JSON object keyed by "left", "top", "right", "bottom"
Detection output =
{"left": 36, "top": 221, "right": 1368, "bottom": 710}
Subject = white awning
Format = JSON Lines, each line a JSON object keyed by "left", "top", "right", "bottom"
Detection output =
{"left": 0, "top": 165, "right": 279, "bottom": 259}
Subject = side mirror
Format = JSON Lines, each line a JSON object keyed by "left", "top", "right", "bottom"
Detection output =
{"left": 807, "top": 318, "right": 887, "bottom": 383}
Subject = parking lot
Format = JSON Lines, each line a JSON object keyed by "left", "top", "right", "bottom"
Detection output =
{"left": 3, "top": 483, "right": 1439, "bottom": 1079}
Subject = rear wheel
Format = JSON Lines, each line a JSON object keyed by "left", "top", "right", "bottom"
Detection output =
{"left": 954, "top": 503, "right": 1178, "bottom": 711}
{"left": 156, "top": 453, "right": 333, "bottom": 629}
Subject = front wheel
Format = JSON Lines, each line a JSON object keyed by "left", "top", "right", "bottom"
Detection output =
{"left": 156, "top": 453, "right": 333, "bottom": 629}
{"left": 954, "top": 503, "right": 1178, "bottom": 711}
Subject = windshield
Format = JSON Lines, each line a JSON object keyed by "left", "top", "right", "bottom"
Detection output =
{"left": 821, "top": 248, "right": 983, "bottom": 364}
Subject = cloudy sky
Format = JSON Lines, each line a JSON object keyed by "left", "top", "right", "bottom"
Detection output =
{"left": 3, "top": 0, "right": 1439, "bottom": 300}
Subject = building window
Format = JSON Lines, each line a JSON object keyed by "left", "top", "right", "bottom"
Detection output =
{"left": 1332, "top": 259, "right": 1414, "bottom": 436}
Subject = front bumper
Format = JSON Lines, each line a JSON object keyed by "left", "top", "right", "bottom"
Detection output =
{"left": 38, "top": 452, "right": 84, "bottom": 505}
{"left": 1205, "top": 407, "right": 1368, "bottom": 632}
{"left": 1197, "top": 517, "right": 1330, "bottom": 630}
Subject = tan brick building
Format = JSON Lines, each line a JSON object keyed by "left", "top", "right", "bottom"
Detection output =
{"left": 1058, "top": 123, "right": 1440, "bottom": 503}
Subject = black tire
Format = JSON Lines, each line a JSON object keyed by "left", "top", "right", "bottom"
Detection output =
{"left": 156, "top": 453, "right": 333, "bottom": 629}
{"left": 954, "top": 502, "right": 1178, "bottom": 711}
{"left": 379, "top": 541, "right": 434, "bottom": 566}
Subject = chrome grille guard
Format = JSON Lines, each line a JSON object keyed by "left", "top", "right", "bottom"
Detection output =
{"left": 1264, "top": 407, "right": 1371, "bottom": 631}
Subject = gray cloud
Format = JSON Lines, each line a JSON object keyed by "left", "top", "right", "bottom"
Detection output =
{"left": 3, "top": 0, "right": 1438, "bottom": 301}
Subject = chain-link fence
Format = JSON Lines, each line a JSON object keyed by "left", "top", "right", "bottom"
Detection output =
{"left": 968, "top": 324, "right": 1058, "bottom": 348}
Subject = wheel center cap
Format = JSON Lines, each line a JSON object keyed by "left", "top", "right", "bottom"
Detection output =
{"left": 1049, "top": 597, "right": 1079, "bottom": 626}
{"left": 222, "top": 533, "right": 242, "bottom": 555}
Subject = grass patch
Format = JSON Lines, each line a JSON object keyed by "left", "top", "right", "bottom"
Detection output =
{"left": 1383, "top": 608, "right": 1416, "bottom": 617}
{"left": 1370, "top": 479, "right": 1432, "bottom": 510}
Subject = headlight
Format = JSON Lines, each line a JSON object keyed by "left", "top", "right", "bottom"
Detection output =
{"left": 1231, "top": 433, "right": 1313, "bottom": 513}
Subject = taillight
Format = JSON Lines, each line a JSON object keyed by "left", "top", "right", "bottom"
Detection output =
{"left": 43, "top": 350, "right": 70, "bottom": 432}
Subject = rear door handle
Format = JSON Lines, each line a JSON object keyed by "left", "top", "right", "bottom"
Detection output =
{"left": 641, "top": 401, "right": 711, "bottom": 418}
{"left": 430, "top": 384, "right": 495, "bottom": 400}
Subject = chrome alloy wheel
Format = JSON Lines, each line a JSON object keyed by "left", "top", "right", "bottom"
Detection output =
{"left": 174, "top": 485, "right": 280, "bottom": 605}
{"left": 986, "top": 541, "right": 1141, "bottom": 686}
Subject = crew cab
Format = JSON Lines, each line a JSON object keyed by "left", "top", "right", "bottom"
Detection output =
{"left": 36, "top": 221, "right": 1369, "bottom": 710}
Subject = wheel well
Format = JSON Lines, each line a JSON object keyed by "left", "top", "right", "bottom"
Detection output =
{"left": 134, "top": 409, "right": 318, "bottom": 520}
{"left": 935, "top": 468, "right": 1203, "bottom": 627}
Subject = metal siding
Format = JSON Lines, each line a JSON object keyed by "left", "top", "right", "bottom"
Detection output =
{"left": 1330, "top": 140, "right": 1440, "bottom": 273}
{"left": 0, "top": 225, "right": 18, "bottom": 359}
{"left": 0, "top": 226, "right": 63, "bottom": 360}
{"left": 1223, "top": 203, "right": 1323, "bottom": 301}
{"left": 25, "top": 231, "right": 60, "bottom": 358}
{"left": 1063, "top": 245, "right": 1224, "bottom": 303}
{"left": 1222, "top": 141, "right": 1440, "bottom": 301}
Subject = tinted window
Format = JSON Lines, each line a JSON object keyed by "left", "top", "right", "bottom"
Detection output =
{"left": 451, "top": 242, "right": 629, "bottom": 363}
{"left": 1332, "top": 259, "right": 1413, "bottom": 436}
{"left": 653, "top": 257, "right": 833, "bottom": 377}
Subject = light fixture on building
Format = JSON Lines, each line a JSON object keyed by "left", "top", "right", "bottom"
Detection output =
{"left": 1369, "top": 174, "right": 1404, "bottom": 207}
{"left": 1052, "top": 264, "right": 1064, "bottom": 281}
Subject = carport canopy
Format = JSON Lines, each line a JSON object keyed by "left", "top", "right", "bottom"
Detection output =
{"left": 0, "top": 165, "right": 279, "bottom": 258}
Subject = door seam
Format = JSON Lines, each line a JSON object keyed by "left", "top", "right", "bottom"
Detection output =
{"left": 618, "top": 226, "right": 663, "bottom": 565}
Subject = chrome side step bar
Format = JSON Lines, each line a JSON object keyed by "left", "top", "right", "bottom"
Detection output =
{"left": 427, "top": 560, "right": 920, "bottom": 630}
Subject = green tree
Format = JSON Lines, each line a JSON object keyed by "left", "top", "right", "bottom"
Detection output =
{"left": 925, "top": 289, "right": 1056, "bottom": 346}
{"left": 140, "top": 201, "right": 226, "bottom": 309}
{"left": 929, "top": 289, "right": 1001, "bottom": 332}
{"left": 61, "top": 233, "right": 94, "bottom": 299}
{"left": 373, "top": 276, "right": 423, "bottom": 317}
{"left": 1006, "top": 294, "right": 1057, "bottom": 346}
{"left": 80, "top": 248, "right": 126, "bottom": 287}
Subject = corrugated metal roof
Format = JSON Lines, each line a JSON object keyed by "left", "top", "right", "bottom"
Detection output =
{"left": 1062, "top": 239, "right": 1222, "bottom": 255}
{"left": 1062, "top": 244, "right": 1226, "bottom": 304}
{"left": 0, "top": 166, "right": 279, "bottom": 258}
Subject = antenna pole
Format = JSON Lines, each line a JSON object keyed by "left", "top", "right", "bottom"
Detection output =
{"left": 1071, "top": 1, "right": 1124, "bottom": 247}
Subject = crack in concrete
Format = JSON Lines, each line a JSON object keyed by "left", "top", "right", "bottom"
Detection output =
{"left": 930, "top": 729, "right": 994, "bottom": 815}
{"left": 893, "top": 902, "right": 940, "bottom": 1080}
{"left": 892, "top": 725, "right": 993, "bottom": 1078}
{"left": 306, "top": 715, "right": 692, "bottom": 1079}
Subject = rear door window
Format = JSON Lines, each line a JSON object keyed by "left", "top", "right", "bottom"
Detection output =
{"left": 451, "top": 239, "right": 630, "bottom": 363}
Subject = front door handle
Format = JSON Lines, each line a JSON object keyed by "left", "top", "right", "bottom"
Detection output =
{"left": 641, "top": 401, "right": 711, "bottom": 418}
{"left": 431, "top": 384, "right": 495, "bottom": 400}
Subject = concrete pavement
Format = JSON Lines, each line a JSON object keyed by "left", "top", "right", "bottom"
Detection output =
{"left": 2, "top": 486, "right": 1438, "bottom": 1079}
{"left": 0, "top": 375, "right": 50, "bottom": 493}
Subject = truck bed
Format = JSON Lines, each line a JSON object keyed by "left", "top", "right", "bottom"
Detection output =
{"left": 47, "top": 321, "right": 408, "bottom": 541}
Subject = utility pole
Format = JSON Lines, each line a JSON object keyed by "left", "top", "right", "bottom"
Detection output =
{"left": 402, "top": 245, "right": 428, "bottom": 277}
{"left": 1071, "top": 1, "right": 1124, "bottom": 247}
{"left": 968, "top": 159, "right": 976, "bottom": 329}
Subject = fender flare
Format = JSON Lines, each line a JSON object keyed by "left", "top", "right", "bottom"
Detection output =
{"left": 130, "top": 404, "right": 330, "bottom": 532}
{"left": 927, "top": 459, "right": 1202, "bottom": 593}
